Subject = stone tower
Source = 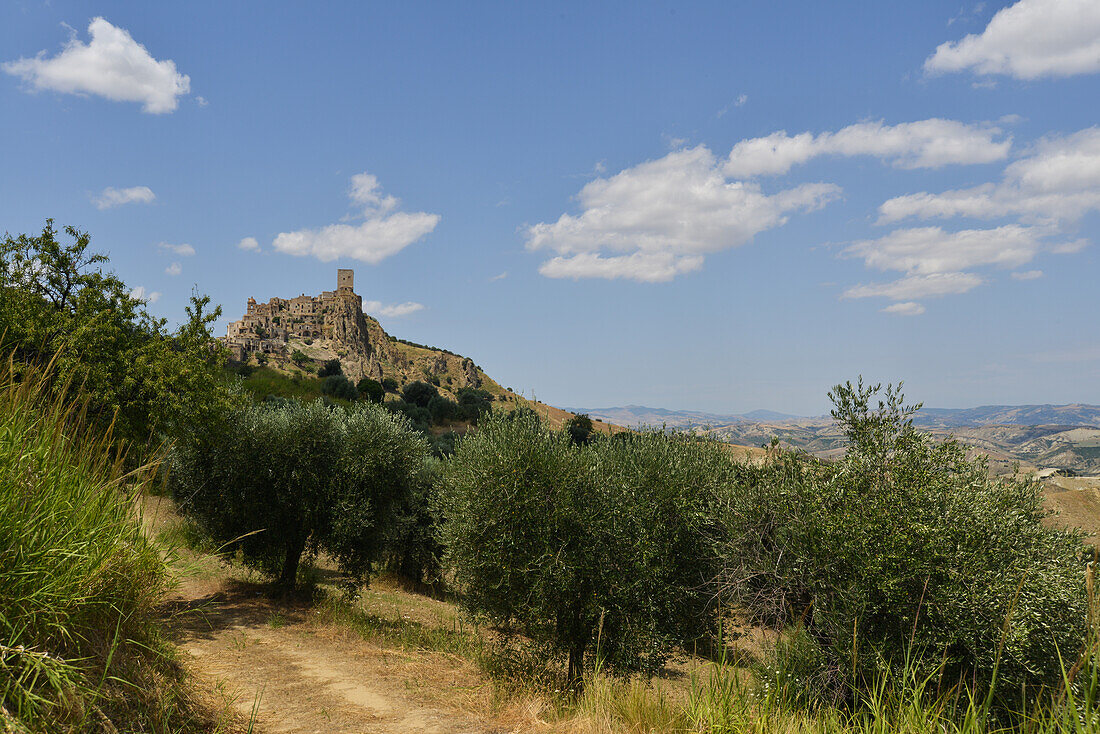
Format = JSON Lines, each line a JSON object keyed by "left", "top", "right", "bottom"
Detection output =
{"left": 337, "top": 269, "right": 354, "bottom": 292}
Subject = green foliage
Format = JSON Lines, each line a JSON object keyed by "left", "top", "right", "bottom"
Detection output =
{"left": 357, "top": 377, "right": 384, "bottom": 403}
{"left": 387, "top": 400, "right": 432, "bottom": 431}
{"left": 381, "top": 377, "right": 399, "bottom": 393}
{"left": 169, "top": 399, "right": 431, "bottom": 590}
{"left": 321, "top": 374, "right": 359, "bottom": 401}
{"left": 716, "top": 379, "right": 1090, "bottom": 701}
{"left": 0, "top": 221, "right": 235, "bottom": 448}
{"left": 381, "top": 459, "right": 444, "bottom": 587}
{"left": 402, "top": 380, "right": 439, "bottom": 408}
{"left": 318, "top": 358, "right": 343, "bottom": 378}
{"left": 427, "top": 395, "right": 463, "bottom": 422}
{"left": 565, "top": 413, "right": 595, "bottom": 446}
{"left": 0, "top": 361, "right": 195, "bottom": 732}
{"left": 456, "top": 387, "right": 493, "bottom": 423}
{"left": 291, "top": 349, "right": 310, "bottom": 366}
{"left": 439, "top": 412, "right": 725, "bottom": 684}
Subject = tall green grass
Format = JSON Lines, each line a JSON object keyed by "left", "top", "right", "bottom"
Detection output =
{"left": 0, "top": 359, "right": 202, "bottom": 732}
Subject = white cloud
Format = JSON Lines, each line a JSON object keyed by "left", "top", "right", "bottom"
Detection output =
{"left": 526, "top": 145, "right": 839, "bottom": 282}
{"left": 2, "top": 17, "right": 190, "bottom": 113}
{"left": 925, "top": 0, "right": 1100, "bottom": 79}
{"left": 165, "top": 262, "right": 181, "bottom": 276}
{"left": 362, "top": 300, "right": 424, "bottom": 318}
{"left": 490, "top": 271, "right": 508, "bottom": 282}
{"left": 879, "top": 127, "right": 1100, "bottom": 224}
{"left": 158, "top": 242, "right": 195, "bottom": 256}
{"left": 195, "top": 95, "right": 208, "bottom": 107}
{"left": 238, "top": 236, "right": 260, "bottom": 252}
{"left": 840, "top": 225, "right": 1071, "bottom": 308}
{"left": 273, "top": 173, "right": 439, "bottom": 264}
{"left": 92, "top": 185, "right": 154, "bottom": 210}
{"left": 882, "top": 301, "right": 926, "bottom": 316}
{"left": 844, "top": 225, "right": 1051, "bottom": 275}
{"left": 1011, "top": 269, "right": 1044, "bottom": 280}
{"left": 843, "top": 272, "right": 985, "bottom": 301}
{"left": 724, "top": 119, "right": 1010, "bottom": 178}
{"left": 129, "top": 286, "right": 161, "bottom": 303}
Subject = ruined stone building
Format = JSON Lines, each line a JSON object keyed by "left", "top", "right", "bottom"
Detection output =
{"left": 222, "top": 269, "right": 362, "bottom": 361}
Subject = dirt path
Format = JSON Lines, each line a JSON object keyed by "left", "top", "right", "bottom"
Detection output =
{"left": 167, "top": 579, "right": 500, "bottom": 734}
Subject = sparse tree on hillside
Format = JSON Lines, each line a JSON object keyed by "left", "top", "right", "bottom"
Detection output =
{"left": 321, "top": 374, "right": 358, "bottom": 401}
{"left": 402, "top": 380, "right": 438, "bottom": 408}
{"left": 565, "top": 413, "right": 595, "bottom": 446}
{"left": 318, "top": 358, "right": 342, "bottom": 378}
{"left": 357, "top": 377, "right": 384, "bottom": 403}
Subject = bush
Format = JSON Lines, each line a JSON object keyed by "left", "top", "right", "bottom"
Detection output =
{"left": 382, "top": 377, "right": 399, "bottom": 393}
{"left": 565, "top": 413, "right": 595, "bottom": 445}
{"left": 170, "top": 400, "right": 430, "bottom": 590}
{"left": 291, "top": 349, "right": 310, "bottom": 366}
{"left": 357, "top": 377, "right": 384, "bottom": 403}
{"left": 715, "top": 380, "right": 1090, "bottom": 702}
{"left": 427, "top": 395, "right": 463, "bottom": 422}
{"left": 318, "top": 358, "right": 343, "bottom": 378}
{"left": 402, "top": 380, "right": 439, "bottom": 408}
{"left": 440, "top": 412, "right": 725, "bottom": 684}
{"left": 381, "top": 459, "right": 443, "bottom": 588}
{"left": 456, "top": 387, "right": 493, "bottom": 423}
{"left": 321, "top": 374, "right": 359, "bottom": 401}
{"left": 387, "top": 400, "right": 432, "bottom": 430}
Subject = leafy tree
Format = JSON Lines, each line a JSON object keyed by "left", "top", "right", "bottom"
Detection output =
{"left": 381, "top": 377, "right": 399, "bottom": 393}
{"left": 402, "top": 380, "right": 439, "bottom": 408}
{"left": 427, "top": 395, "right": 463, "bottom": 422}
{"left": 321, "top": 374, "right": 358, "bottom": 401}
{"left": 387, "top": 400, "right": 431, "bottom": 430}
{"left": 440, "top": 412, "right": 725, "bottom": 685}
{"left": 318, "top": 358, "right": 343, "bottom": 378}
{"left": 565, "top": 413, "right": 595, "bottom": 446}
{"left": 0, "top": 221, "right": 235, "bottom": 447}
{"left": 381, "top": 459, "right": 444, "bottom": 588}
{"left": 456, "top": 387, "right": 493, "bottom": 423}
{"left": 291, "top": 349, "right": 310, "bottom": 366}
{"left": 356, "top": 377, "right": 384, "bottom": 403}
{"left": 716, "top": 379, "right": 1090, "bottom": 701}
{"left": 170, "top": 400, "right": 430, "bottom": 590}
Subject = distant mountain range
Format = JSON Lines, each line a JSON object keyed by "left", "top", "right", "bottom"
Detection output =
{"left": 570, "top": 404, "right": 1100, "bottom": 430}
{"left": 568, "top": 404, "right": 1100, "bottom": 476}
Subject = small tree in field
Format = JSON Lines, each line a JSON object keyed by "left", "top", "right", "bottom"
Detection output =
{"left": 357, "top": 377, "right": 384, "bottom": 403}
{"left": 440, "top": 412, "right": 725, "bottom": 685}
{"left": 170, "top": 400, "right": 430, "bottom": 590}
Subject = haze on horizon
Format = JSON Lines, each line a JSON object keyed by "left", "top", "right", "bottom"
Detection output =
{"left": 2, "top": 0, "right": 1098, "bottom": 415}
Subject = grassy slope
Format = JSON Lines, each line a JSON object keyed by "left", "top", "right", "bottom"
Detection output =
{"left": 0, "top": 365, "right": 226, "bottom": 733}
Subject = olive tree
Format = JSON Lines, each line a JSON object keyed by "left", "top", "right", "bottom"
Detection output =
{"left": 440, "top": 412, "right": 726, "bottom": 684}
{"left": 716, "top": 379, "right": 1090, "bottom": 701}
{"left": 170, "top": 399, "right": 430, "bottom": 590}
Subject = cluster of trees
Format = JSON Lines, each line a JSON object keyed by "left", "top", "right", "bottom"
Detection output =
{"left": 0, "top": 221, "right": 234, "bottom": 452}
{"left": 168, "top": 374, "right": 1094, "bottom": 704}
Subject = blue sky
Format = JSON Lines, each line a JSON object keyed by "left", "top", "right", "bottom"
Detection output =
{"left": 3, "top": 0, "right": 1099, "bottom": 414}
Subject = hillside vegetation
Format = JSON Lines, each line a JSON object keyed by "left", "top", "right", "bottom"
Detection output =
{"left": 6, "top": 221, "right": 1100, "bottom": 733}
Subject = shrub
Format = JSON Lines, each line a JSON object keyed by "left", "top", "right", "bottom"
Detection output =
{"left": 356, "top": 377, "right": 384, "bottom": 403}
{"left": 381, "top": 459, "right": 443, "bottom": 588}
{"left": 382, "top": 377, "right": 399, "bottom": 393}
{"left": 321, "top": 374, "right": 359, "bottom": 401}
{"left": 170, "top": 400, "right": 430, "bottom": 590}
{"left": 291, "top": 349, "right": 309, "bottom": 366}
{"left": 427, "top": 395, "right": 463, "bottom": 422}
{"left": 387, "top": 400, "right": 431, "bottom": 430}
{"left": 715, "top": 379, "right": 1090, "bottom": 701}
{"left": 565, "top": 413, "right": 595, "bottom": 445}
{"left": 440, "top": 413, "right": 725, "bottom": 685}
{"left": 456, "top": 387, "right": 493, "bottom": 423}
{"left": 402, "top": 380, "right": 439, "bottom": 408}
{"left": 318, "top": 358, "right": 343, "bottom": 378}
